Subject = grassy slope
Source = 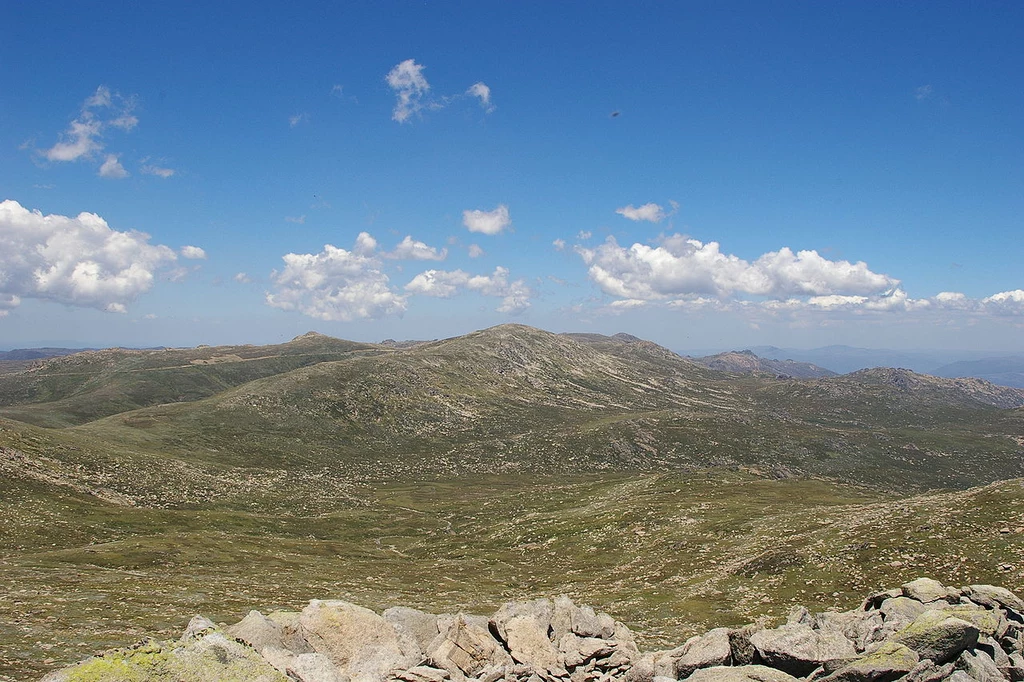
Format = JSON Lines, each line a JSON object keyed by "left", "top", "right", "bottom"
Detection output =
{"left": 0, "top": 333, "right": 382, "bottom": 427}
{"left": 2, "top": 438, "right": 1022, "bottom": 680}
{"left": 2, "top": 325, "right": 1024, "bottom": 680}
{"left": 45, "top": 326, "right": 1022, "bottom": 491}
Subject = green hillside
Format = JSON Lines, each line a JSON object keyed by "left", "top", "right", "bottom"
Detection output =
{"left": 2, "top": 324, "right": 1023, "bottom": 680}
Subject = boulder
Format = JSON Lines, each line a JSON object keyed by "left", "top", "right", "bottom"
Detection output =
{"left": 685, "top": 664, "right": 802, "bottom": 682}
{"left": 819, "top": 641, "right": 919, "bottom": 682}
{"left": 41, "top": 629, "right": 288, "bottom": 682}
{"left": 426, "top": 615, "right": 511, "bottom": 677}
{"left": 288, "top": 652, "right": 349, "bottom": 682}
{"left": 267, "top": 609, "right": 314, "bottom": 653}
{"left": 395, "top": 665, "right": 452, "bottom": 682}
{"left": 976, "top": 636, "right": 1011, "bottom": 668}
{"left": 651, "top": 644, "right": 689, "bottom": 678}
{"left": 863, "top": 591, "right": 903, "bottom": 611}
{"left": 939, "top": 606, "right": 1004, "bottom": 638}
{"left": 902, "top": 660, "right": 955, "bottom": 682}
{"left": 730, "top": 626, "right": 760, "bottom": 666}
{"left": 891, "top": 611, "right": 980, "bottom": 664}
{"left": 505, "top": 614, "right": 568, "bottom": 676}
{"left": 948, "top": 672, "right": 980, "bottom": 682}
{"left": 675, "top": 628, "right": 733, "bottom": 678}
{"left": 384, "top": 606, "right": 442, "bottom": 658}
{"left": 227, "top": 610, "right": 285, "bottom": 652}
{"left": 492, "top": 599, "right": 554, "bottom": 642}
{"left": 788, "top": 606, "right": 813, "bottom": 626}
{"left": 559, "top": 633, "right": 615, "bottom": 668}
{"left": 622, "top": 654, "right": 656, "bottom": 682}
{"left": 955, "top": 650, "right": 1004, "bottom": 682}
{"left": 183, "top": 615, "right": 217, "bottom": 637}
{"left": 966, "top": 586, "right": 1024, "bottom": 613}
{"left": 816, "top": 611, "right": 886, "bottom": 652}
{"left": 880, "top": 598, "right": 928, "bottom": 626}
{"left": 299, "top": 600, "right": 420, "bottom": 682}
{"left": 749, "top": 623, "right": 858, "bottom": 676}
{"left": 902, "top": 579, "right": 958, "bottom": 605}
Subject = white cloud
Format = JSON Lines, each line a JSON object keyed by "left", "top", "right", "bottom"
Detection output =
{"left": 616, "top": 203, "right": 667, "bottom": 223}
{"left": 353, "top": 231, "right": 377, "bottom": 256}
{"left": 915, "top": 85, "right": 934, "bottom": 101}
{"left": 43, "top": 86, "right": 139, "bottom": 163}
{"left": 98, "top": 154, "right": 129, "bottom": 179}
{"left": 467, "top": 82, "right": 495, "bottom": 112}
{"left": 385, "top": 235, "right": 447, "bottom": 261}
{"left": 405, "top": 266, "right": 532, "bottom": 314}
{"left": 0, "top": 199, "right": 179, "bottom": 313}
{"left": 85, "top": 85, "right": 112, "bottom": 109}
{"left": 576, "top": 235, "right": 899, "bottom": 301}
{"left": 462, "top": 204, "right": 511, "bottom": 235}
{"left": 109, "top": 112, "right": 139, "bottom": 131}
{"left": 331, "top": 84, "right": 344, "bottom": 97}
{"left": 468, "top": 244, "right": 485, "bottom": 258}
{"left": 285, "top": 215, "right": 306, "bottom": 224}
{"left": 45, "top": 118, "right": 104, "bottom": 162}
{"left": 387, "top": 59, "right": 431, "bottom": 123}
{"left": 234, "top": 272, "right": 252, "bottom": 284}
{"left": 552, "top": 239, "right": 566, "bottom": 251}
{"left": 266, "top": 235, "right": 406, "bottom": 321}
{"left": 577, "top": 230, "right": 592, "bottom": 240}
{"left": 289, "top": 112, "right": 309, "bottom": 127}
{"left": 180, "top": 246, "right": 207, "bottom": 260}
{"left": 141, "top": 164, "right": 175, "bottom": 178}
{"left": 982, "top": 289, "right": 1024, "bottom": 316}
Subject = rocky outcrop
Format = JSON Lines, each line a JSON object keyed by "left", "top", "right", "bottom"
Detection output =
{"left": 41, "top": 579, "right": 1024, "bottom": 682}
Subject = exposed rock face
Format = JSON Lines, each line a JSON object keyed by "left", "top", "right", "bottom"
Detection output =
{"left": 40, "top": 578, "right": 1024, "bottom": 682}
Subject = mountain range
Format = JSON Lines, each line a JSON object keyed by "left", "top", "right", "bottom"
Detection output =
{"left": 2, "top": 324, "right": 1023, "bottom": 681}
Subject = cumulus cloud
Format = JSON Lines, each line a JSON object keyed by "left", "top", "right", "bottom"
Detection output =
{"left": 616, "top": 203, "right": 668, "bottom": 223}
{"left": 0, "top": 199, "right": 180, "bottom": 313}
{"left": 468, "top": 244, "right": 485, "bottom": 258}
{"left": 982, "top": 289, "right": 1024, "bottom": 316}
{"left": 98, "top": 154, "right": 129, "bottom": 179}
{"left": 180, "top": 246, "right": 207, "bottom": 260}
{"left": 467, "top": 82, "right": 495, "bottom": 112}
{"left": 405, "top": 266, "right": 533, "bottom": 314}
{"left": 463, "top": 204, "right": 511, "bottom": 235}
{"left": 266, "top": 234, "right": 406, "bottom": 321}
{"left": 385, "top": 235, "right": 447, "bottom": 261}
{"left": 387, "top": 59, "right": 432, "bottom": 123}
{"left": 577, "top": 235, "right": 900, "bottom": 302}
{"left": 552, "top": 239, "right": 566, "bottom": 251}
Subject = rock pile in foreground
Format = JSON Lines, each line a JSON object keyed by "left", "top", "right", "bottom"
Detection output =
{"left": 42, "top": 578, "right": 1024, "bottom": 682}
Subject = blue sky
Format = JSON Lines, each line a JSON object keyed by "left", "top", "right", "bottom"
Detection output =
{"left": 1, "top": 2, "right": 1022, "bottom": 351}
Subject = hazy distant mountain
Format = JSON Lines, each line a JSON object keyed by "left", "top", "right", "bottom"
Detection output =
{"left": 0, "top": 347, "right": 91, "bottom": 361}
{"left": 748, "top": 345, "right": 1010, "bottom": 375}
{"left": 932, "top": 356, "right": 1024, "bottom": 389}
{"left": 693, "top": 349, "right": 837, "bottom": 379}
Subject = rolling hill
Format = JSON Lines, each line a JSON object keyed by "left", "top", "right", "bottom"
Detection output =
{"left": 2, "top": 324, "right": 1024, "bottom": 680}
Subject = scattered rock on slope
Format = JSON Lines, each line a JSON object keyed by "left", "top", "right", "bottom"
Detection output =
{"left": 41, "top": 578, "right": 1024, "bottom": 682}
